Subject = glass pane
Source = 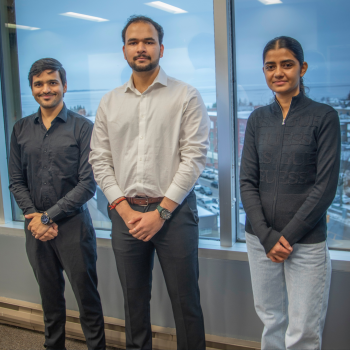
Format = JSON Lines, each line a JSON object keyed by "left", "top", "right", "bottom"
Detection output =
{"left": 234, "top": 0, "right": 350, "bottom": 249}
{"left": 3, "top": 0, "right": 219, "bottom": 238}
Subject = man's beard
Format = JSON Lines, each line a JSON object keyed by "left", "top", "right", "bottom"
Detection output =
{"left": 128, "top": 55, "right": 160, "bottom": 72}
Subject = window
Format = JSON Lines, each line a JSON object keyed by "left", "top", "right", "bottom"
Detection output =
{"left": 3, "top": 0, "right": 347, "bottom": 249}
{"left": 0, "top": 0, "right": 221, "bottom": 239}
{"left": 234, "top": 0, "right": 350, "bottom": 249}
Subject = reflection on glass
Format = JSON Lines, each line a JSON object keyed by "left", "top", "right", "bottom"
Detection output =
{"left": 5, "top": 0, "right": 219, "bottom": 239}
{"left": 235, "top": 0, "right": 350, "bottom": 249}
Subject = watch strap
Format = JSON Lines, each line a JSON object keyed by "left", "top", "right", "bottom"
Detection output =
{"left": 156, "top": 205, "right": 172, "bottom": 220}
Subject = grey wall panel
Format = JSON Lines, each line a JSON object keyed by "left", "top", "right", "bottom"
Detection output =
{"left": 0, "top": 234, "right": 41, "bottom": 305}
{"left": 322, "top": 270, "right": 350, "bottom": 350}
{"left": 1, "top": 233, "right": 350, "bottom": 348}
{"left": 198, "top": 258, "right": 262, "bottom": 341}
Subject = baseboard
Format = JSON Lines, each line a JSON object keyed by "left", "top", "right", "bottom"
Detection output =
{"left": 0, "top": 296, "right": 261, "bottom": 350}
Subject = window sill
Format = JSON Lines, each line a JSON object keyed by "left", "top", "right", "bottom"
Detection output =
{"left": 1, "top": 222, "right": 350, "bottom": 272}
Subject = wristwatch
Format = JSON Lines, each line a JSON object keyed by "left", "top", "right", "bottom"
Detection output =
{"left": 156, "top": 205, "right": 172, "bottom": 220}
{"left": 41, "top": 212, "right": 52, "bottom": 225}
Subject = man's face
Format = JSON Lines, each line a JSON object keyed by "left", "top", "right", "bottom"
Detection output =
{"left": 31, "top": 70, "right": 67, "bottom": 109}
{"left": 123, "top": 21, "right": 164, "bottom": 72}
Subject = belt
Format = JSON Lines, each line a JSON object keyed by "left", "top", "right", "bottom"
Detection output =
{"left": 126, "top": 197, "right": 164, "bottom": 206}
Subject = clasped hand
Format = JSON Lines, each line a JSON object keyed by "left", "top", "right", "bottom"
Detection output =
{"left": 266, "top": 236, "right": 293, "bottom": 263}
{"left": 25, "top": 213, "right": 58, "bottom": 242}
{"left": 124, "top": 210, "right": 165, "bottom": 242}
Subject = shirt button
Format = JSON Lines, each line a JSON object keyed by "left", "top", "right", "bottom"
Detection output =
{"left": 46, "top": 134, "right": 48, "bottom": 137}
{"left": 44, "top": 182, "right": 47, "bottom": 185}
{"left": 44, "top": 166, "right": 47, "bottom": 169}
{"left": 140, "top": 136, "right": 143, "bottom": 140}
{"left": 44, "top": 149, "right": 47, "bottom": 152}
{"left": 139, "top": 157, "right": 142, "bottom": 161}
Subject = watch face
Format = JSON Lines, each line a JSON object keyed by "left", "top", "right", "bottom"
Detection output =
{"left": 41, "top": 214, "right": 50, "bottom": 225}
{"left": 160, "top": 209, "right": 172, "bottom": 220}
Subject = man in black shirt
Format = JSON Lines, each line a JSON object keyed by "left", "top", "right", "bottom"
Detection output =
{"left": 9, "top": 58, "right": 106, "bottom": 350}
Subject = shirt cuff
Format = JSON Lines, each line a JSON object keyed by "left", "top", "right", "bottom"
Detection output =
{"left": 46, "top": 204, "right": 66, "bottom": 222}
{"left": 164, "top": 183, "right": 190, "bottom": 205}
{"left": 103, "top": 185, "right": 125, "bottom": 204}
{"left": 23, "top": 207, "right": 37, "bottom": 215}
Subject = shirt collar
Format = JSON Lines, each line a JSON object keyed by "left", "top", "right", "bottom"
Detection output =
{"left": 272, "top": 92, "right": 311, "bottom": 114}
{"left": 124, "top": 66, "right": 168, "bottom": 93}
{"left": 34, "top": 103, "right": 68, "bottom": 124}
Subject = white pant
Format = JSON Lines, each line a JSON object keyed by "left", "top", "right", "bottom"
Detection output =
{"left": 246, "top": 232, "right": 331, "bottom": 350}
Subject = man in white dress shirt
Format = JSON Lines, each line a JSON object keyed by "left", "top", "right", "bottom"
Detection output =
{"left": 89, "top": 15, "right": 209, "bottom": 350}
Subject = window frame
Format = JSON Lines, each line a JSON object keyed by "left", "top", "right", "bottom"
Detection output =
{"left": 214, "top": 0, "right": 236, "bottom": 246}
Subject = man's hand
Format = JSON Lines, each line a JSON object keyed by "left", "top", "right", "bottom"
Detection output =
{"left": 128, "top": 210, "right": 165, "bottom": 242}
{"left": 266, "top": 236, "right": 293, "bottom": 263}
{"left": 115, "top": 200, "right": 141, "bottom": 231}
{"left": 25, "top": 213, "right": 50, "bottom": 237}
{"left": 39, "top": 223, "right": 59, "bottom": 242}
{"left": 25, "top": 213, "right": 58, "bottom": 241}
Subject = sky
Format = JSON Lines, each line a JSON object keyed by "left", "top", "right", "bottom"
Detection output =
{"left": 11, "top": 0, "right": 350, "bottom": 116}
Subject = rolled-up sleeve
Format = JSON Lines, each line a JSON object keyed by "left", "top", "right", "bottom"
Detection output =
{"left": 89, "top": 99, "right": 125, "bottom": 204}
{"left": 164, "top": 88, "right": 210, "bottom": 204}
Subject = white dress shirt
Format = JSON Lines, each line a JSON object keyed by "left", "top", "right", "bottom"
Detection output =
{"left": 89, "top": 67, "right": 210, "bottom": 205}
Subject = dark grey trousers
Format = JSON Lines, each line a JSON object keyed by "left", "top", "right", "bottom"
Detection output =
{"left": 25, "top": 209, "right": 106, "bottom": 350}
{"left": 108, "top": 191, "right": 206, "bottom": 350}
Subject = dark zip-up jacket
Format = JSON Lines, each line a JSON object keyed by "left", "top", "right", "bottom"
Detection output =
{"left": 240, "top": 93, "right": 341, "bottom": 254}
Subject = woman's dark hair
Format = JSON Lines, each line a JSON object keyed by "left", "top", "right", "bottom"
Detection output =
{"left": 122, "top": 15, "right": 164, "bottom": 45}
{"left": 28, "top": 58, "right": 66, "bottom": 88}
{"left": 263, "top": 36, "right": 307, "bottom": 94}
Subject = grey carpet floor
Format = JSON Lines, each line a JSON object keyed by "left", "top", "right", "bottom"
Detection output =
{"left": 0, "top": 323, "right": 123, "bottom": 350}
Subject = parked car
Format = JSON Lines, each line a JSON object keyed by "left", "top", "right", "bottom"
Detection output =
{"left": 212, "top": 198, "right": 219, "bottom": 204}
{"left": 199, "top": 186, "right": 212, "bottom": 195}
{"left": 209, "top": 204, "right": 220, "bottom": 215}
{"left": 342, "top": 195, "right": 350, "bottom": 204}
{"left": 198, "top": 197, "right": 214, "bottom": 207}
{"left": 211, "top": 180, "right": 218, "bottom": 188}
{"left": 332, "top": 194, "right": 350, "bottom": 205}
{"left": 200, "top": 171, "right": 215, "bottom": 179}
{"left": 194, "top": 184, "right": 202, "bottom": 191}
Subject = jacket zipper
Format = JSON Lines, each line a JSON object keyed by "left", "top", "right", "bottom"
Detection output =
{"left": 271, "top": 99, "right": 292, "bottom": 228}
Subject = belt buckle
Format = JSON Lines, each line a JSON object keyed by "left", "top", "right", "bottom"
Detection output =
{"left": 137, "top": 197, "right": 149, "bottom": 206}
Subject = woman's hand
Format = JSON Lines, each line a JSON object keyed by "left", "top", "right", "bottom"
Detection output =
{"left": 267, "top": 236, "right": 293, "bottom": 263}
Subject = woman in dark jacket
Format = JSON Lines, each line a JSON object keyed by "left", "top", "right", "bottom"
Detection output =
{"left": 240, "top": 36, "right": 340, "bottom": 350}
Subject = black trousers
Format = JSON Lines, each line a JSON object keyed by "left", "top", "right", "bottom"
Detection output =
{"left": 109, "top": 191, "right": 206, "bottom": 350}
{"left": 25, "top": 209, "right": 106, "bottom": 350}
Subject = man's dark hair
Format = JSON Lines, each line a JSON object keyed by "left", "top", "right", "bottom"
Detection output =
{"left": 122, "top": 15, "right": 164, "bottom": 45}
{"left": 28, "top": 58, "right": 67, "bottom": 88}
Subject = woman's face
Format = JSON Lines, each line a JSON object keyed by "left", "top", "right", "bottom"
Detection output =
{"left": 263, "top": 47, "right": 308, "bottom": 97}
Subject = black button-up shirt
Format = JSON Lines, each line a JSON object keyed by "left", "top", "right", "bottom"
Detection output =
{"left": 9, "top": 104, "right": 96, "bottom": 222}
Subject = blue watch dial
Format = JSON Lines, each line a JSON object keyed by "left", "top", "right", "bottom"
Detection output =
{"left": 41, "top": 213, "right": 50, "bottom": 225}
